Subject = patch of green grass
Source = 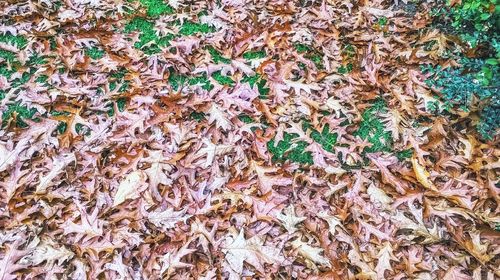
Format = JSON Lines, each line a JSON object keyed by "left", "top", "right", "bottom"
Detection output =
{"left": 139, "top": 0, "right": 174, "bottom": 17}
{"left": 85, "top": 47, "right": 105, "bottom": 59}
{"left": 35, "top": 75, "right": 49, "bottom": 83}
{"left": 355, "top": 98, "right": 393, "bottom": 153}
{"left": 0, "top": 63, "right": 16, "bottom": 78}
{"left": 310, "top": 124, "right": 337, "bottom": 152}
{"left": 125, "top": 17, "right": 174, "bottom": 54}
{"left": 190, "top": 111, "right": 205, "bottom": 121}
{"left": 338, "top": 63, "right": 353, "bottom": 74}
{"left": 0, "top": 34, "right": 28, "bottom": 49}
{"left": 188, "top": 74, "right": 213, "bottom": 90}
{"left": 207, "top": 46, "right": 231, "bottom": 64}
{"left": 396, "top": 149, "right": 413, "bottom": 160}
{"left": 377, "top": 16, "right": 388, "bottom": 27}
{"left": 241, "top": 74, "right": 269, "bottom": 99}
{"left": 27, "top": 54, "right": 48, "bottom": 66}
{"left": 294, "top": 43, "right": 312, "bottom": 53}
{"left": 307, "top": 53, "right": 323, "bottom": 69}
{"left": 238, "top": 114, "right": 253, "bottom": 123}
{"left": 267, "top": 132, "right": 313, "bottom": 165}
{"left": 293, "top": 43, "right": 324, "bottom": 69}
{"left": 243, "top": 50, "right": 266, "bottom": 60}
{"left": 168, "top": 69, "right": 213, "bottom": 91}
{"left": 2, "top": 102, "right": 37, "bottom": 127}
{"left": 0, "top": 49, "right": 17, "bottom": 63}
{"left": 179, "top": 21, "right": 214, "bottom": 35}
{"left": 212, "top": 71, "right": 234, "bottom": 86}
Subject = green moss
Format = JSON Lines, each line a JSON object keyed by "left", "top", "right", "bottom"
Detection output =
{"left": 85, "top": 47, "right": 105, "bottom": 59}
{"left": 355, "top": 99, "right": 393, "bottom": 153}
{"left": 243, "top": 50, "right": 266, "bottom": 60}
{"left": 267, "top": 132, "right": 313, "bottom": 165}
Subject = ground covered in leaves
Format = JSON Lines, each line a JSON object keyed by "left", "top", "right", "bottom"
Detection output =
{"left": 0, "top": 0, "right": 499, "bottom": 279}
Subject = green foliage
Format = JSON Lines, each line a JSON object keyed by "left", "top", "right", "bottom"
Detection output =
{"left": 450, "top": 0, "right": 498, "bottom": 33}
{"left": 267, "top": 132, "right": 313, "bottom": 165}
{"left": 35, "top": 75, "right": 49, "bottom": 83}
{"left": 27, "top": 54, "right": 48, "bottom": 66}
{"left": 477, "top": 99, "right": 500, "bottom": 139}
{"left": 426, "top": 0, "right": 499, "bottom": 139}
{"left": 355, "top": 99, "right": 393, "bottom": 153}
{"left": 423, "top": 59, "right": 499, "bottom": 139}
{"left": 0, "top": 34, "right": 27, "bottom": 63}
{"left": 0, "top": 63, "right": 16, "bottom": 78}
{"left": 188, "top": 74, "right": 213, "bottom": 90}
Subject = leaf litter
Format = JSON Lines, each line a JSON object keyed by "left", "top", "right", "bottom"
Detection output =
{"left": 0, "top": 0, "right": 498, "bottom": 279}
